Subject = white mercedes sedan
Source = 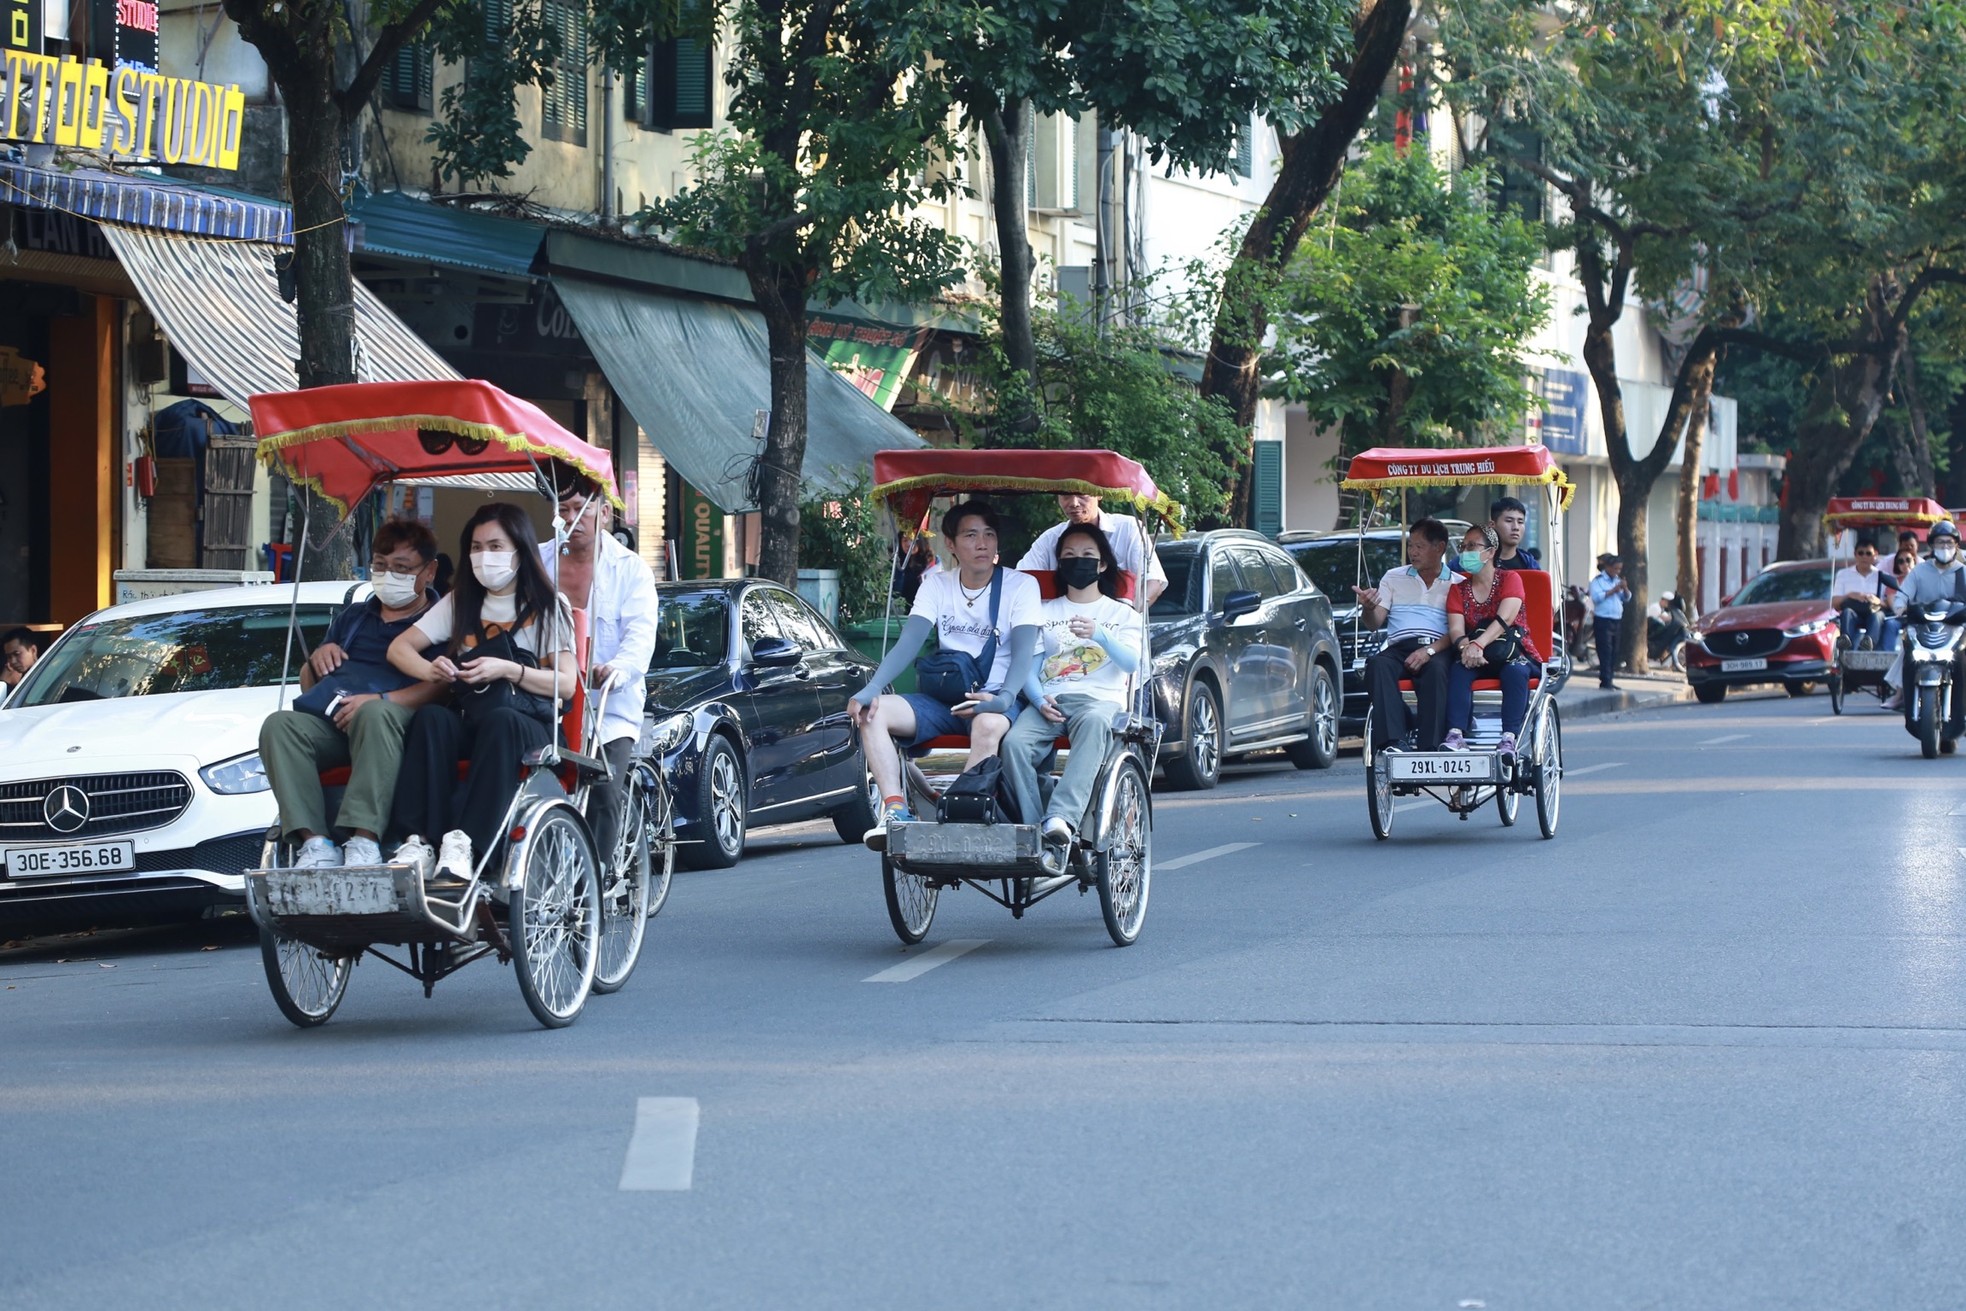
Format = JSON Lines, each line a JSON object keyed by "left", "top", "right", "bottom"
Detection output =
{"left": 0, "top": 582, "right": 357, "bottom": 929}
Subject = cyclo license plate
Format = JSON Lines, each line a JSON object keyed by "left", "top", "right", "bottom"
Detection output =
{"left": 1385, "top": 753, "right": 1492, "bottom": 782}
{"left": 1720, "top": 657, "right": 1767, "bottom": 672}
{"left": 262, "top": 869, "right": 402, "bottom": 916}
{"left": 2, "top": 841, "right": 136, "bottom": 878}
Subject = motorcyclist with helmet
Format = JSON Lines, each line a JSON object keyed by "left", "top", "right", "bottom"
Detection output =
{"left": 1882, "top": 520, "right": 1966, "bottom": 746}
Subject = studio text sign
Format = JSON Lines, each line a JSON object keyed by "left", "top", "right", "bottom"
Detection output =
{"left": 1, "top": 53, "right": 245, "bottom": 170}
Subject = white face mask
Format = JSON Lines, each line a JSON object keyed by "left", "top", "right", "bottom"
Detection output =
{"left": 472, "top": 550, "right": 518, "bottom": 590}
{"left": 373, "top": 571, "right": 421, "bottom": 608}
{"left": 1936, "top": 544, "right": 1957, "bottom": 565}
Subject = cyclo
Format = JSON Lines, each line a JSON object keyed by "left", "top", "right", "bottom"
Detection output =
{"left": 865, "top": 449, "right": 1165, "bottom": 948}
{"left": 241, "top": 380, "right": 678, "bottom": 1029}
{"left": 1343, "top": 445, "right": 1569, "bottom": 839}
{"left": 1821, "top": 496, "right": 1946, "bottom": 717}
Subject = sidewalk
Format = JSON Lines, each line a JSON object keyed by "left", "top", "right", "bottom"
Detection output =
{"left": 1555, "top": 668, "right": 1696, "bottom": 721}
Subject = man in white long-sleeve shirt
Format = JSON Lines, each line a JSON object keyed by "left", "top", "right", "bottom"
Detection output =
{"left": 539, "top": 465, "right": 659, "bottom": 858}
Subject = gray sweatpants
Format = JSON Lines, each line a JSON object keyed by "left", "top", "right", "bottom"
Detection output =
{"left": 1003, "top": 693, "right": 1117, "bottom": 831}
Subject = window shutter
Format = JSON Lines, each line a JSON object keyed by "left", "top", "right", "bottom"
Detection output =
{"left": 1251, "top": 440, "right": 1283, "bottom": 536}
{"left": 482, "top": 0, "right": 511, "bottom": 46}
{"left": 1024, "top": 111, "right": 1036, "bottom": 209}
{"left": 1234, "top": 123, "right": 1254, "bottom": 178}
{"left": 383, "top": 44, "right": 433, "bottom": 113}
{"left": 644, "top": 37, "right": 713, "bottom": 130}
{"left": 541, "top": 0, "right": 588, "bottom": 144}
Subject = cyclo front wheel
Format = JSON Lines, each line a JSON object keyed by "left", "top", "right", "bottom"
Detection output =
{"left": 1096, "top": 755, "right": 1152, "bottom": 947}
{"left": 1534, "top": 704, "right": 1563, "bottom": 839}
{"left": 260, "top": 930, "right": 352, "bottom": 1028}
{"left": 881, "top": 855, "right": 937, "bottom": 945}
{"left": 593, "top": 771, "right": 655, "bottom": 995}
{"left": 1367, "top": 751, "right": 1395, "bottom": 840}
{"left": 511, "top": 805, "right": 602, "bottom": 1028}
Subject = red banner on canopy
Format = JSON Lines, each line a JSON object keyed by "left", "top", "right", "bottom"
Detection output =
{"left": 250, "top": 379, "right": 621, "bottom": 515}
{"left": 1340, "top": 445, "right": 1574, "bottom": 510}
{"left": 1822, "top": 496, "right": 1950, "bottom": 530}
{"left": 869, "top": 447, "right": 1181, "bottom": 530}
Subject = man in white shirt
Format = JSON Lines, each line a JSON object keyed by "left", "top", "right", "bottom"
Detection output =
{"left": 1354, "top": 518, "right": 1458, "bottom": 751}
{"left": 538, "top": 466, "right": 659, "bottom": 861}
{"left": 1832, "top": 536, "right": 1892, "bottom": 649}
{"left": 1017, "top": 493, "right": 1168, "bottom": 605}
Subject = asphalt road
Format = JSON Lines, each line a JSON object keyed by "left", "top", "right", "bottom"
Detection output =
{"left": 5, "top": 689, "right": 1964, "bottom": 1309}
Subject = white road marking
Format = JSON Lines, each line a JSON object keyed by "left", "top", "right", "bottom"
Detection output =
{"left": 619, "top": 1097, "right": 700, "bottom": 1192}
{"left": 1157, "top": 841, "right": 1261, "bottom": 871}
{"left": 1698, "top": 733, "right": 1750, "bottom": 745}
{"left": 1565, "top": 762, "right": 1625, "bottom": 777}
{"left": 864, "top": 939, "right": 989, "bottom": 983}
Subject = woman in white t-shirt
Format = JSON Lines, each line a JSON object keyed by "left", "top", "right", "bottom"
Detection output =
{"left": 1002, "top": 521, "right": 1141, "bottom": 861}
{"left": 385, "top": 502, "right": 577, "bottom": 885}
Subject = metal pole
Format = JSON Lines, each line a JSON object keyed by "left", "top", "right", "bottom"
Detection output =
{"left": 276, "top": 495, "right": 312, "bottom": 713}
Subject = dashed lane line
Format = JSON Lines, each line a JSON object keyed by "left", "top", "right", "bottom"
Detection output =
{"left": 1564, "top": 762, "right": 1625, "bottom": 777}
{"left": 619, "top": 1097, "right": 700, "bottom": 1191}
{"left": 863, "top": 939, "right": 990, "bottom": 983}
{"left": 1157, "top": 842, "right": 1261, "bottom": 871}
{"left": 1697, "top": 733, "right": 1751, "bottom": 745}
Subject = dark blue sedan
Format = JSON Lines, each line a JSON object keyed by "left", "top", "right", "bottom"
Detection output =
{"left": 643, "top": 581, "right": 879, "bottom": 868}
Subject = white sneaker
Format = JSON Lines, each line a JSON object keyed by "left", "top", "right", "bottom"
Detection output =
{"left": 292, "top": 836, "right": 339, "bottom": 869}
{"left": 391, "top": 835, "right": 436, "bottom": 880}
{"left": 435, "top": 830, "right": 475, "bottom": 884}
{"left": 341, "top": 836, "right": 382, "bottom": 867}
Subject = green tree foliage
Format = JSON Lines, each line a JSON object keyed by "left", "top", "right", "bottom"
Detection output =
{"left": 797, "top": 480, "right": 894, "bottom": 626}
{"left": 1271, "top": 144, "right": 1547, "bottom": 463}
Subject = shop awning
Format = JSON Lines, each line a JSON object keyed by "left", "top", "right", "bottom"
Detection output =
{"left": 350, "top": 191, "right": 544, "bottom": 278}
{"left": 98, "top": 224, "right": 460, "bottom": 407}
{"left": 0, "top": 161, "right": 294, "bottom": 242}
{"left": 550, "top": 277, "right": 922, "bottom": 512}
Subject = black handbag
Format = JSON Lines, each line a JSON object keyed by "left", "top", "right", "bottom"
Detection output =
{"left": 936, "top": 755, "right": 1021, "bottom": 824}
{"left": 453, "top": 629, "right": 558, "bottom": 727}
{"left": 915, "top": 567, "right": 1004, "bottom": 705}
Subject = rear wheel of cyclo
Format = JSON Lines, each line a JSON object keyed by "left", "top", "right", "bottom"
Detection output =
{"left": 1496, "top": 771, "right": 1520, "bottom": 827}
{"left": 1829, "top": 673, "right": 1845, "bottom": 715}
{"left": 881, "top": 856, "right": 937, "bottom": 946}
{"left": 1096, "top": 756, "right": 1153, "bottom": 947}
{"left": 1534, "top": 704, "right": 1563, "bottom": 839}
{"left": 645, "top": 771, "right": 678, "bottom": 919}
{"left": 511, "top": 807, "right": 602, "bottom": 1028}
{"left": 1367, "top": 752, "right": 1395, "bottom": 841}
{"left": 260, "top": 929, "right": 352, "bottom": 1028}
{"left": 592, "top": 775, "right": 654, "bottom": 995}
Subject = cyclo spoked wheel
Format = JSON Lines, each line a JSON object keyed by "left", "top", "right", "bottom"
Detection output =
{"left": 511, "top": 807, "right": 602, "bottom": 1028}
{"left": 1496, "top": 770, "right": 1520, "bottom": 826}
{"left": 1534, "top": 704, "right": 1563, "bottom": 839}
{"left": 645, "top": 771, "right": 678, "bottom": 919}
{"left": 592, "top": 774, "right": 654, "bottom": 995}
{"left": 259, "top": 929, "right": 352, "bottom": 1028}
{"left": 1096, "top": 756, "right": 1152, "bottom": 947}
{"left": 881, "top": 855, "right": 937, "bottom": 945}
{"left": 1367, "top": 752, "right": 1395, "bottom": 840}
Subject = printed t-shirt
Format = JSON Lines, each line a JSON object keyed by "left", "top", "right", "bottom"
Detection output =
{"left": 909, "top": 566, "right": 1044, "bottom": 693}
{"left": 1034, "top": 594, "right": 1139, "bottom": 708}
{"left": 1448, "top": 570, "right": 1544, "bottom": 663}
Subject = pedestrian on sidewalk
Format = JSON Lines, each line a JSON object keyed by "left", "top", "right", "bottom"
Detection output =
{"left": 1589, "top": 553, "right": 1629, "bottom": 689}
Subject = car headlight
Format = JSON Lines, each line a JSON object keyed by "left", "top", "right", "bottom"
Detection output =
{"left": 201, "top": 752, "right": 270, "bottom": 795}
{"left": 642, "top": 711, "right": 694, "bottom": 757}
{"left": 1783, "top": 618, "right": 1834, "bottom": 637}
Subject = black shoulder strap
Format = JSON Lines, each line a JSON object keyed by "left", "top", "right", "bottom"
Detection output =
{"left": 976, "top": 566, "right": 1005, "bottom": 686}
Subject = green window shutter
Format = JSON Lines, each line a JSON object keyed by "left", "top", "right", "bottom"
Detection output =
{"left": 1234, "top": 123, "right": 1253, "bottom": 178}
{"left": 482, "top": 0, "right": 512, "bottom": 46}
{"left": 383, "top": 44, "right": 433, "bottom": 113}
{"left": 644, "top": 37, "right": 713, "bottom": 129}
{"left": 1024, "top": 112, "right": 1036, "bottom": 209}
{"left": 541, "top": 0, "right": 589, "bottom": 144}
{"left": 1251, "top": 440, "right": 1283, "bottom": 536}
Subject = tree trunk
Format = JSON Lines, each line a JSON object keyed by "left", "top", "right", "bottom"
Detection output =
{"left": 748, "top": 264, "right": 812, "bottom": 586}
{"left": 1776, "top": 287, "right": 1904, "bottom": 559}
{"left": 1672, "top": 332, "right": 1725, "bottom": 619}
{"left": 979, "top": 101, "right": 1037, "bottom": 400}
{"left": 1896, "top": 348, "right": 1936, "bottom": 494}
{"left": 1198, "top": 0, "right": 1411, "bottom": 526}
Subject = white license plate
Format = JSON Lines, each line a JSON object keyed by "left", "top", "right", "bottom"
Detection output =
{"left": 2, "top": 840, "right": 137, "bottom": 878}
{"left": 1720, "top": 657, "right": 1768, "bottom": 672}
{"left": 262, "top": 869, "right": 403, "bottom": 917}
{"left": 1385, "top": 753, "right": 1493, "bottom": 782}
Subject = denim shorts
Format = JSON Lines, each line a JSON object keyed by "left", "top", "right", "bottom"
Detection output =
{"left": 900, "top": 691, "right": 1026, "bottom": 750}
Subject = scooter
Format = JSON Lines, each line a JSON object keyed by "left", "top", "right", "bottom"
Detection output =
{"left": 1901, "top": 599, "right": 1966, "bottom": 758}
{"left": 1648, "top": 594, "right": 1690, "bottom": 672}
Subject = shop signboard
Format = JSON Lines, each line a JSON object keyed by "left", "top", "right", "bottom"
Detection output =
{"left": 5, "top": 0, "right": 40, "bottom": 57}
{"left": 1529, "top": 367, "right": 1589, "bottom": 455}
{"left": 808, "top": 315, "right": 930, "bottom": 412}
{"left": 677, "top": 482, "right": 724, "bottom": 580}
{"left": 0, "top": 52, "right": 246, "bottom": 170}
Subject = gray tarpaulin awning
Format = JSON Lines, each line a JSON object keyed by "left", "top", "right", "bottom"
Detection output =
{"left": 98, "top": 224, "right": 461, "bottom": 406}
{"left": 550, "top": 276, "right": 922, "bottom": 513}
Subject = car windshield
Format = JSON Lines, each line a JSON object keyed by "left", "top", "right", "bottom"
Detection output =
{"left": 652, "top": 590, "right": 733, "bottom": 668}
{"left": 1286, "top": 538, "right": 1406, "bottom": 602}
{"left": 1731, "top": 568, "right": 1830, "bottom": 606}
{"left": 10, "top": 605, "right": 336, "bottom": 707}
{"left": 1150, "top": 552, "right": 1201, "bottom": 617}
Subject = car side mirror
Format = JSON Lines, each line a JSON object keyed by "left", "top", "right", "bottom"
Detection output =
{"left": 1220, "top": 589, "right": 1261, "bottom": 623}
{"left": 749, "top": 635, "right": 802, "bottom": 667}
{"left": 1719, "top": 592, "right": 1735, "bottom": 607}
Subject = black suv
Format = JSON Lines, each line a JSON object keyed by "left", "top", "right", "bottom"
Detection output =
{"left": 1148, "top": 530, "right": 1343, "bottom": 789}
{"left": 1278, "top": 529, "right": 1410, "bottom": 735}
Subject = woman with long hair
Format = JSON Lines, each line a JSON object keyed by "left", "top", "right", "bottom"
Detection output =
{"left": 386, "top": 501, "right": 577, "bottom": 884}
{"left": 1001, "top": 521, "right": 1139, "bottom": 865}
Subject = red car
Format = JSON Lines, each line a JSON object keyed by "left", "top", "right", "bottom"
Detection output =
{"left": 1684, "top": 559, "right": 1837, "bottom": 703}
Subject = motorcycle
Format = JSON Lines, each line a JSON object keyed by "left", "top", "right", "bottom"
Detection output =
{"left": 1901, "top": 599, "right": 1966, "bottom": 758}
{"left": 1563, "top": 583, "right": 1594, "bottom": 669}
{"left": 1648, "top": 594, "right": 1690, "bottom": 672}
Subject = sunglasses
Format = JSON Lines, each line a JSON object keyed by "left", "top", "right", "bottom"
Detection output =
{"left": 416, "top": 428, "right": 490, "bottom": 456}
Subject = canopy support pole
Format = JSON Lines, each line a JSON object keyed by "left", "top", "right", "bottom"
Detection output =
{"left": 276, "top": 495, "right": 313, "bottom": 713}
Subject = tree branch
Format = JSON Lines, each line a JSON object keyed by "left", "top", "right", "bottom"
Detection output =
{"left": 340, "top": 0, "right": 456, "bottom": 119}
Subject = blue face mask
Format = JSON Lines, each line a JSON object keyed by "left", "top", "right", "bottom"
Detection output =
{"left": 1457, "top": 549, "right": 1486, "bottom": 573}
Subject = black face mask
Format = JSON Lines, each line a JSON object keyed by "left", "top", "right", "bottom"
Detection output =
{"left": 1057, "top": 557, "right": 1103, "bottom": 591}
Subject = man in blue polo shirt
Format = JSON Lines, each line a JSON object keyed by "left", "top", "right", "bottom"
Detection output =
{"left": 1589, "top": 552, "right": 1630, "bottom": 689}
{"left": 1355, "top": 518, "right": 1459, "bottom": 751}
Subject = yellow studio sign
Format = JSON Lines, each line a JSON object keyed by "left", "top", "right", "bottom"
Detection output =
{"left": 0, "top": 53, "right": 244, "bottom": 170}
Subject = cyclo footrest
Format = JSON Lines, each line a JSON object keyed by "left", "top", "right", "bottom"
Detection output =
{"left": 245, "top": 864, "right": 460, "bottom": 949}
{"left": 886, "top": 821, "right": 1051, "bottom": 879}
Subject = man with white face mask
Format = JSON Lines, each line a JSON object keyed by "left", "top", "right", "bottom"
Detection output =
{"left": 1883, "top": 521, "right": 1966, "bottom": 719}
{"left": 537, "top": 464, "right": 658, "bottom": 860}
{"left": 260, "top": 519, "right": 447, "bottom": 869}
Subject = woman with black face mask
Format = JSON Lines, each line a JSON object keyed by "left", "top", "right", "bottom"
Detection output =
{"left": 1001, "top": 522, "right": 1142, "bottom": 866}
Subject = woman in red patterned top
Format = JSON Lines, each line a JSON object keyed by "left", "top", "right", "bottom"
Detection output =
{"left": 1443, "top": 524, "right": 1543, "bottom": 758}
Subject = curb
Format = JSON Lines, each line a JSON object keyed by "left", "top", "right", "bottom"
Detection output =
{"left": 1556, "top": 679, "right": 1696, "bottom": 722}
